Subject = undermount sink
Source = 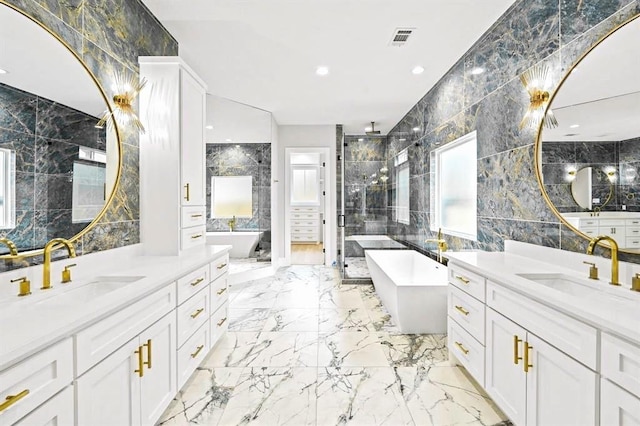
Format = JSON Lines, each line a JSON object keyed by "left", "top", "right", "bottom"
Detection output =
{"left": 516, "top": 273, "right": 637, "bottom": 304}
{"left": 32, "top": 275, "right": 145, "bottom": 307}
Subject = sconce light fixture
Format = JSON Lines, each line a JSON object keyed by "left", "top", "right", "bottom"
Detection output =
{"left": 519, "top": 64, "right": 558, "bottom": 130}
{"left": 96, "top": 71, "right": 147, "bottom": 133}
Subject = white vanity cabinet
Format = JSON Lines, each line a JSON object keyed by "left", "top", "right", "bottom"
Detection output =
{"left": 600, "top": 333, "right": 640, "bottom": 425}
{"left": 139, "top": 56, "right": 208, "bottom": 256}
{"left": 291, "top": 206, "right": 320, "bottom": 243}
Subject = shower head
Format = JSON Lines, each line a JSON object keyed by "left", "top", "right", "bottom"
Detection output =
{"left": 365, "top": 121, "right": 380, "bottom": 136}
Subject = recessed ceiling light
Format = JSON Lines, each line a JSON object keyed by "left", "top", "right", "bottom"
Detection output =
{"left": 471, "top": 67, "right": 485, "bottom": 75}
{"left": 205, "top": 125, "right": 213, "bottom": 130}
{"left": 412, "top": 66, "right": 425, "bottom": 75}
{"left": 0, "top": 68, "right": 8, "bottom": 74}
{"left": 235, "top": 144, "right": 240, "bottom": 148}
{"left": 412, "top": 127, "right": 420, "bottom": 132}
{"left": 226, "top": 139, "right": 232, "bottom": 142}
{"left": 569, "top": 124, "right": 580, "bottom": 129}
{"left": 365, "top": 126, "right": 372, "bottom": 132}
{"left": 316, "top": 66, "right": 329, "bottom": 76}
{"left": 358, "top": 138, "right": 364, "bottom": 142}
{"left": 399, "top": 138, "right": 406, "bottom": 142}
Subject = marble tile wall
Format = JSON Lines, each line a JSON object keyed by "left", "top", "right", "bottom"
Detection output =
{"left": 206, "top": 143, "right": 271, "bottom": 260}
{"left": 385, "top": 0, "right": 640, "bottom": 262}
{"left": 0, "top": 82, "right": 106, "bottom": 254}
{"left": 1, "top": 0, "right": 177, "bottom": 269}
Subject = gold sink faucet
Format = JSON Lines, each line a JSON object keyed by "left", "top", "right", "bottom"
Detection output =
{"left": 0, "top": 237, "right": 18, "bottom": 256}
{"left": 426, "top": 228, "right": 448, "bottom": 263}
{"left": 586, "top": 235, "right": 619, "bottom": 286}
{"left": 228, "top": 215, "right": 237, "bottom": 232}
{"left": 42, "top": 238, "right": 76, "bottom": 290}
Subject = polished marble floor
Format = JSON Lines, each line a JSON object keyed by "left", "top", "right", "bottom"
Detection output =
{"left": 159, "top": 266, "right": 508, "bottom": 426}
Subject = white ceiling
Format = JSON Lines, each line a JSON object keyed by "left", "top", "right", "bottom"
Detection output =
{"left": 141, "top": 0, "right": 515, "bottom": 134}
{"left": 207, "top": 94, "right": 272, "bottom": 143}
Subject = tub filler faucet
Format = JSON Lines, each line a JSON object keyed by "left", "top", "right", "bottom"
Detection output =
{"left": 425, "top": 228, "right": 448, "bottom": 263}
{"left": 228, "top": 215, "right": 237, "bottom": 232}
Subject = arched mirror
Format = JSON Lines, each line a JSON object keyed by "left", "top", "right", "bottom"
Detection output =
{"left": 536, "top": 15, "right": 640, "bottom": 254}
{"left": 0, "top": 3, "right": 121, "bottom": 257}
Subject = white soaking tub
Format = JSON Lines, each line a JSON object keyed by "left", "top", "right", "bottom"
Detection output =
{"left": 365, "top": 249, "right": 448, "bottom": 334}
{"left": 206, "top": 231, "right": 263, "bottom": 258}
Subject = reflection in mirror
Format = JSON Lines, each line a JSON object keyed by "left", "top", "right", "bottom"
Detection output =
{"left": 538, "top": 16, "right": 640, "bottom": 253}
{"left": 211, "top": 176, "right": 252, "bottom": 219}
{"left": 205, "top": 94, "right": 272, "bottom": 261}
{"left": 0, "top": 4, "right": 118, "bottom": 255}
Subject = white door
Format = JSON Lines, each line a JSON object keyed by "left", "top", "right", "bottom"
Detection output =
{"left": 76, "top": 338, "right": 141, "bottom": 426}
{"left": 180, "top": 70, "right": 205, "bottom": 207}
{"left": 600, "top": 378, "right": 640, "bottom": 426}
{"left": 139, "top": 313, "right": 177, "bottom": 426}
{"left": 525, "top": 333, "right": 597, "bottom": 426}
{"left": 485, "top": 308, "right": 527, "bottom": 425}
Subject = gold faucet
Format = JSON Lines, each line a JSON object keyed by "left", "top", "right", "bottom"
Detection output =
{"left": 228, "top": 215, "right": 237, "bottom": 232}
{"left": 426, "top": 228, "right": 448, "bottom": 263}
{"left": 586, "top": 235, "right": 619, "bottom": 286}
{"left": 42, "top": 238, "right": 76, "bottom": 290}
{"left": 0, "top": 237, "right": 18, "bottom": 256}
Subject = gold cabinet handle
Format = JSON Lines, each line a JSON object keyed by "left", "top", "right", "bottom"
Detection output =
{"left": 191, "top": 214, "right": 203, "bottom": 218}
{"left": 191, "top": 234, "right": 203, "bottom": 239}
{"left": 455, "top": 275, "right": 470, "bottom": 284}
{"left": 514, "top": 335, "right": 522, "bottom": 365}
{"left": 143, "top": 339, "right": 152, "bottom": 369}
{"left": 191, "top": 344, "right": 205, "bottom": 359}
{"left": 134, "top": 346, "right": 144, "bottom": 377}
{"left": 455, "top": 341, "right": 469, "bottom": 355}
{"left": 191, "top": 308, "right": 205, "bottom": 319}
{"left": 0, "top": 389, "right": 29, "bottom": 411}
{"left": 190, "top": 277, "right": 205, "bottom": 287}
{"left": 184, "top": 183, "right": 190, "bottom": 201}
{"left": 217, "top": 263, "right": 227, "bottom": 270}
{"left": 454, "top": 305, "right": 469, "bottom": 316}
{"left": 524, "top": 341, "right": 533, "bottom": 372}
{"left": 216, "top": 287, "right": 227, "bottom": 295}
{"left": 217, "top": 317, "right": 227, "bottom": 327}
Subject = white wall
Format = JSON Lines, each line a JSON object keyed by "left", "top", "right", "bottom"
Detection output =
{"left": 276, "top": 125, "right": 337, "bottom": 266}
{"left": 270, "top": 116, "right": 280, "bottom": 263}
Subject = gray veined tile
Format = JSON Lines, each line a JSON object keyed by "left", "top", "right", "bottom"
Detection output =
{"left": 319, "top": 285, "right": 366, "bottom": 309}
{"left": 272, "top": 287, "right": 320, "bottom": 309}
{"left": 396, "top": 366, "right": 507, "bottom": 426}
{"left": 228, "top": 308, "right": 271, "bottom": 332}
{"left": 248, "top": 332, "right": 319, "bottom": 367}
{"left": 378, "top": 333, "right": 449, "bottom": 367}
{"left": 218, "top": 367, "right": 317, "bottom": 426}
{"left": 319, "top": 308, "right": 375, "bottom": 332}
{"left": 231, "top": 288, "right": 279, "bottom": 309}
{"left": 316, "top": 367, "right": 414, "bottom": 425}
{"left": 203, "top": 332, "right": 261, "bottom": 368}
{"left": 263, "top": 309, "right": 319, "bottom": 332}
{"left": 318, "top": 332, "right": 389, "bottom": 367}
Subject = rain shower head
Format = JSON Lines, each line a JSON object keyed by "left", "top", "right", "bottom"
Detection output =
{"left": 365, "top": 121, "right": 380, "bottom": 136}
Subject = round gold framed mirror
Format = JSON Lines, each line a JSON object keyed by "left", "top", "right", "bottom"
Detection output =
{"left": 0, "top": 1, "right": 122, "bottom": 258}
{"left": 535, "top": 14, "right": 640, "bottom": 254}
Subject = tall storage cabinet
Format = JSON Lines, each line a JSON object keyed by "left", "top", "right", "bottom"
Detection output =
{"left": 139, "top": 57, "right": 207, "bottom": 256}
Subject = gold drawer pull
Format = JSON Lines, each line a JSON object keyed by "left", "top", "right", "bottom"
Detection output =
{"left": 190, "top": 277, "right": 205, "bottom": 287}
{"left": 217, "top": 287, "right": 227, "bottom": 295}
{"left": 455, "top": 341, "right": 469, "bottom": 355}
{"left": 217, "top": 317, "right": 227, "bottom": 327}
{"left": 191, "top": 234, "right": 203, "bottom": 239}
{"left": 455, "top": 275, "right": 470, "bottom": 284}
{"left": 191, "top": 214, "right": 203, "bottom": 218}
{"left": 524, "top": 341, "right": 533, "bottom": 372}
{"left": 191, "top": 308, "right": 205, "bottom": 319}
{"left": 0, "top": 389, "right": 29, "bottom": 411}
{"left": 513, "top": 335, "right": 522, "bottom": 365}
{"left": 191, "top": 344, "right": 205, "bottom": 359}
{"left": 143, "top": 339, "right": 152, "bottom": 369}
{"left": 134, "top": 346, "right": 144, "bottom": 377}
{"left": 454, "top": 305, "right": 469, "bottom": 316}
{"left": 217, "top": 263, "right": 227, "bottom": 270}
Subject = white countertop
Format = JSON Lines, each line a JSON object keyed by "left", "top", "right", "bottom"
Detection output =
{"left": 0, "top": 245, "right": 231, "bottom": 371}
{"left": 446, "top": 250, "right": 640, "bottom": 344}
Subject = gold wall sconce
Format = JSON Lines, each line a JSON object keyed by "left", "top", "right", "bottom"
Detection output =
{"left": 519, "top": 64, "right": 558, "bottom": 130}
{"left": 96, "top": 71, "right": 147, "bottom": 133}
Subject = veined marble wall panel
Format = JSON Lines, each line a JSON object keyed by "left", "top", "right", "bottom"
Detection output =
{"left": 386, "top": 0, "right": 640, "bottom": 262}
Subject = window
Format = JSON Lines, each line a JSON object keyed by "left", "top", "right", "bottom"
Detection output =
{"left": 394, "top": 148, "right": 410, "bottom": 224}
{"left": 0, "top": 147, "right": 15, "bottom": 229}
{"left": 291, "top": 166, "right": 319, "bottom": 204}
{"left": 72, "top": 162, "right": 106, "bottom": 223}
{"left": 211, "top": 176, "right": 253, "bottom": 218}
{"left": 431, "top": 131, "right": 477, "bottom": 240}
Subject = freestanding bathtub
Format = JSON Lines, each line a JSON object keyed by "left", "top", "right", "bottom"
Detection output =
{"left": 365, "top": 249, "right": 448, "bottom": 334}
{"left": 206, "top": 231, "right": 263, "bottom": 258}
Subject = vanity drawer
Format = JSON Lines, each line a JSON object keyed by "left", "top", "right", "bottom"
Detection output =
{"left": 76, "top": 284, "right": 175, "bottom": 376}
{"left": 626, "top": 218, "right": 640, "bottom": 227}
{"left": 448, "top": 319, "right": 484, "bottom": 387}
{"left": 292, "top": 234, "right": 317, "bottom": 242}
{"left": 626, "top": 226, "right": 640, "bottom": 236}
{"left": 580, "top": 226, "right": 598, "bottom": 237}
{"left": 210, "top": 274, "right": 229, "bottom": 314}
{"left": 181, "top": 206, "right": 206, "bottom": 228}
{"left": 181, "top": 225, "right": 206, "bottom": 251}
{"left": 210, "top": 254, "right": 229, "bottom": 282}
{"left": 177, "top": 287, "right": 210, "bottom": 348}
{"left": 292, "top": 220, "right": 318, "bottom": 227}
{"left": 486, "top": 281, "right": 597, "bottom": 369}
{"left": 600, "top": 378, "right": 640, "bottom": 424}
{"left": 177, "top": 265, "right": 209, "bottom": 305}
{"left": 292, "top": 226, "right": 317, "bottom": 235}
{"left": 177, "top": 322, "right": 209, "bottom": 390}
{"left": 448, "top": 284, "right": 485, "bottom": 343}
{"left": 13, "top": 385, "right": 74, "bottom": 426}
{"left": 578, "top": 219, "right": 599, "bottom": 227}
{"left": 599, "top": 219, "right": 625, "bottom": 227}
{"left": 0, "top": 338, "right": 73, "bottom": 426}
{"left": 291, "top": 212, "right": 317, "bottom": 220}
{"left": 291, "top": 207, "right": 317, "bottom": 213}
{"left": 210, "top": 304, "right": 229, "bottom": 349}
{"left": 625, "top": 238, "right": 640, "bottom": 249}
{"left": 601, "top": 333, "right": 640, "bottom": 397}
{"left": 448, "top": 264, "right": 486, "bottom": 302}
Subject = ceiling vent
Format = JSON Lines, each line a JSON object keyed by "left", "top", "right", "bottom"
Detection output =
{"left": 389, "top": 28, "right": 415, "bottom": 47}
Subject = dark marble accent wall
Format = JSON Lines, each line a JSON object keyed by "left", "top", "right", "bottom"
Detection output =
{"left": 0, "top": 82, "right": 105, "bottom": 253}
{"left": 206, "top": 143, "right": 271, "bottom": 260}
{"left": 385, "top": 0, "right": 640, "bottom": 262}
{"left": 1, "top": 0, "right": 177, "bottom": 270}
{"left": 335, "top": 125, "right": 343, "bottom": 267}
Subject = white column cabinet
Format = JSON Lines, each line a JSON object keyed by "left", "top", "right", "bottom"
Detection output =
{"left": 180, "top": 71, "right": 205, "bottom": 207}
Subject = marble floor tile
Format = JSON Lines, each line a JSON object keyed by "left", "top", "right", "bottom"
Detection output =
{"left": 248, "top": 332, "right": 319, "bottom": 367}
{"left": 318, "top": 332, "right": 389, "bottom": 367}
{"left": 218, "top": 367, "right": 317, "bottom": 426}
{"left": 344, "top": 257, "right": 371, "bottom": 279}
{"left": 316, "top": 367, "right": 414, "bottom": 426}
{"left": 231, "top": 288, "right": 279, "bottom": 309}
{"left": 263, "top": 308, "right": 319, "bottom": 332}
{"left": 319, "top": 308, "right": 374, "bottom": 332}
{"left": 396, "top": 366, "right": 508, "bottom": 425}
{"left": 378, "top": 333, "right": 449, "bottom": 367}
{"left": 319, "top": 285, "right": 366, "bottom": 309}
{"left": 228, "top": 308, "right": 271, "bottom": 332}
{"left": 203, "top": 332, "right": 261, "bottom": 368}
{"left": 367, "top": 306, "right": 400, "bottom": 333}
{"left": 272, "top": 287, "right": 320, "bottom": 309}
